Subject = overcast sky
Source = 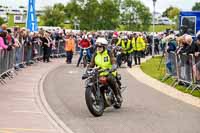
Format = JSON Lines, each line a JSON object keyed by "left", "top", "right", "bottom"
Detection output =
{"left": 0, "top": 0, "right": 198, "bottom": 13}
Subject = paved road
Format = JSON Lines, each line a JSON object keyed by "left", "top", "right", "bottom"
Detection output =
{"left": 43, "top": 64, "right": 200, "bottom": 133}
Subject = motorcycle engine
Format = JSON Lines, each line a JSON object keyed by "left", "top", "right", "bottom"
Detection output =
{"left": 104, "top": 87, "right": 114, "bottom": 106}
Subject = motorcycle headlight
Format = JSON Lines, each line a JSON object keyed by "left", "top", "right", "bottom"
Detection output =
{"left": 83, "top": 50, "right": 87, "bottom": 55}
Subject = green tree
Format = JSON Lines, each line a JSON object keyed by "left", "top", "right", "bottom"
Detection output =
{"left": 41, "top": 6, "right": 65, "bottom": 27}
{"left": 54, "top": 3, "right": 65, "bottom": 11}
{"left": 0, "top": 17, "right": 5, "bottom": 25}
{"left": 78, "top": 0, "right": 100, "bottom": 30}
{"left": 121, "top": 0, "right": 152, "bottom": 31}
{"left": 64, "top": 0, "right": 81, "bottom": 23}
{"left": 162, "top": 6, "right": 174, "bottom": 17}
{"left": 192, "top": 2, "right": 200, "bottom": 11}
{"left": 162, "top": 6, "right": 180, "bottom": 19}
{"left": 162, "top": 6, "right": 180, "bottom": 29}
{"left": 167, "top": 7, "right": 180, "bottom": 20}
{"left": 98, "top": 0, "right": 120, "bottom": 30}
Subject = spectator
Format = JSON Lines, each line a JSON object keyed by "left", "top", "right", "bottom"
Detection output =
{"left": 65, "top": 34, "right": 75, "bottom": 64}
{"left": 40, "top": 32, "right": 51, "bottom": 63}
{"left": 0, "top": 30, "right": 8, "bottom": 50}
{"left": 193, "top": 34, "right": 200, "bottom": 82}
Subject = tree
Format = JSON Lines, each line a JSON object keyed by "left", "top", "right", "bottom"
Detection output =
{"left": 0, "top": 17, "right": 5, "bottom": 25}
{"left": 167, "top": 7, "right": 180, "bottom": 20}
{"left": 64, "top": 0, "right": 82, "bottom": 23}
{"left": 162, "top": 6, "right": 174, "bottom": 17}
{"left": 192, "top": 2, "right": 200, "bottom": 11}
{"left": 41, "top": 6, "right": 65, "bottom": 27}
{"left": 54, "top": 3, "right": 65, "bottom": 11}
{"left": 162, "top": 6, "right": 180, "bottom": 19}
{"left": 120, "top": 0, "right": 152, "bottom": 31}
{"left": 78, "top": 0, "right": 100, "bottom": 30}
{"left": 98, "top": 0, "right": 120, "bottom": 30}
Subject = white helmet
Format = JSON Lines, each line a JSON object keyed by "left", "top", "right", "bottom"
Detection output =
{"left": 96, "top": 37, "right": 108, "bottom": 46}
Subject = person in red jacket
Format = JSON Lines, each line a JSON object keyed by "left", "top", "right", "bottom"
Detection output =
{"left": 76, "top": 35, "right": 91, "bottom": 67}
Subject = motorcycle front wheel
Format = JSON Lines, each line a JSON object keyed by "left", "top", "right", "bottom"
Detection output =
{"left": 83, "top": 56, "right": 87, "bottom": 68}
{"left": 85, "top": 87, "right": 105, "bottom": 117}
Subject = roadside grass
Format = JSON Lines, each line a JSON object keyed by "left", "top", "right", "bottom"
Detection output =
{"left": 140, "top": 56, "right": 200, "bottom": 98}
{"left": 149, "top": 24, "right": 176, "bottom": 32}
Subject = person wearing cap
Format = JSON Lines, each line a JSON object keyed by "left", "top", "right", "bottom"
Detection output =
{"left": 88, "top": 37, "right": 122, "bottom": 103}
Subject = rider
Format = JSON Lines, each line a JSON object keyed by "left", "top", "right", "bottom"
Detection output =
{"left": 88, "top": 37, "right": 122, "bottom": 103}
{"left": 111, "top": 32, "right": 119, "bottom": 46}
{"left": 77, "top": 35, "right": 92, "bottom": 67}
{"left": 116, "top": 35, "right": 133, "bottom": 68}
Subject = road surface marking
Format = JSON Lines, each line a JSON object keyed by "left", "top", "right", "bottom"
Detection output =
{"left": 12, "top": 111, "right": 42, "bottom": 114}
{"left": 0, "top": 128, "right": 56, "bottom": 132}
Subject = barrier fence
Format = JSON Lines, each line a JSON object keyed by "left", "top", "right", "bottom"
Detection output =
{"left": 164, "top": 51, "right": 200, "bottom": 94}
{"left": 0, "top": 39, "right": 66, "bottom": 85}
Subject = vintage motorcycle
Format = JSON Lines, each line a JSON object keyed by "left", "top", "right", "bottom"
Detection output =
{"left": 82, "top": 67, "right": 125, "bottom": 117}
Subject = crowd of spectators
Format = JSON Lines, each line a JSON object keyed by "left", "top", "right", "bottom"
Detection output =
{"left": 1, "top": 22, "right": 200, "bottom": 84}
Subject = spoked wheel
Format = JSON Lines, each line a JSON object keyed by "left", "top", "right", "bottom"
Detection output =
{"left": 85, "top": 87, "right": 104, "bottom": 117}
{"left": 113, "top": 102, "right": 122, "bottom": 109}
{"left": 83, "top": 56, "right": 87, "bottom": 68}
{"left": 117, "top": 55, "right": 122, "bottom": 67}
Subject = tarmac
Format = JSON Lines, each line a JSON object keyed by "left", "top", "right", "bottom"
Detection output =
{"left": 0, "top": 57, "right": 199, "bottom": 133}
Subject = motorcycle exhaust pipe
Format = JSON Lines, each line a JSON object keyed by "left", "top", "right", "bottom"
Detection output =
{"left": 120, "top": 86, "right": 127, "bottom": 93}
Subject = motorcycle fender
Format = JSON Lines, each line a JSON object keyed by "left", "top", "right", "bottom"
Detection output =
{"left": 86, "top": 82, "right": 94, "bottom": 87}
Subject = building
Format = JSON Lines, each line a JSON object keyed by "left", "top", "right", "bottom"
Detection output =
{"left": 0, "top": 6, "right": 43, "bottom": 25}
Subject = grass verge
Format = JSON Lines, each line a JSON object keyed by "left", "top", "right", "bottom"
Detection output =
{"left": 140, "top": 56, "right": 200, "bottom": 98}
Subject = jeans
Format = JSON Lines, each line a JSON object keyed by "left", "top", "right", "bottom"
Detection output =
{"left": 66, "top": 51, "right": 73, "bottom": 63}
{"left": 133, "top": 51, "right": 142, "bottom": 65}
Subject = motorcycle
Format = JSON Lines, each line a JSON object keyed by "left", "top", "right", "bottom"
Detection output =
{"left": 79, "top": 46, "right": 91, "bottom": 68}
{"left": 114, "top": 46, "right": 127, "bottom": 67}
{"left": 82, "top": 67, "right": 125, "bottom": 117}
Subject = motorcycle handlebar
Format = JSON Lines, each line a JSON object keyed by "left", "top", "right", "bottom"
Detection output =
{"left": 82, "top": 68, "right": 112, "bottom": 80}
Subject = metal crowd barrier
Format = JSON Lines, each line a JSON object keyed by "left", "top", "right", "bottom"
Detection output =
{"left": 33, "top": 42, "right": 42, "bottom": 61}
{"left": 190, "top": 55, "right": 200, "bottom": 93}
{"left": 164, "top": 52, "right": 200, "bottom": 94}
{"left": 51, "top": 39, "right": 66, "bottom": 57}
{"left": 162, "top": 51, "right": 178, "bottom": 84}
{"left": 0, "top": 39, "right": 66, "bottom": 85}
{"left": 176, "top": 53, "right": 194, "bottom": 89}
{"left": 0, "top": 49, "right": 16, "bottom": 84}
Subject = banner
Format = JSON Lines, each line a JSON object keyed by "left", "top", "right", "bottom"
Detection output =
{"left": 26, "top": 0, "right": 38, "bottom": 32}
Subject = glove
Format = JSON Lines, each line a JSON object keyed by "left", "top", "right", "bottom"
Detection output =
{"left": 110, "top": 64, "right": 117, "bottom": 72}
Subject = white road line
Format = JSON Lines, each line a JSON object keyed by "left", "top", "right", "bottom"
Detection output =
{"left": 12, "top": 98, "right": 35, "bottom": 101}
{"left": 12, "top": 111, "right": 42, "bottom": 114}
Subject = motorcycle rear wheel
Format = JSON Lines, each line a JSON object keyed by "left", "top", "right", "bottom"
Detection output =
{"left": 85, "top": 87, "right": 105, "bottom": 117}
{"left": 113, "top": 102, "right": 122, "bottom": 109}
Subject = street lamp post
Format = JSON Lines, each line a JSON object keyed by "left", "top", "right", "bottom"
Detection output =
{"left": 152, "top": 0, "right": 156, "bottom": 57}
{"left": 73, "top": 16, "right": 80, "bottom": 30}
